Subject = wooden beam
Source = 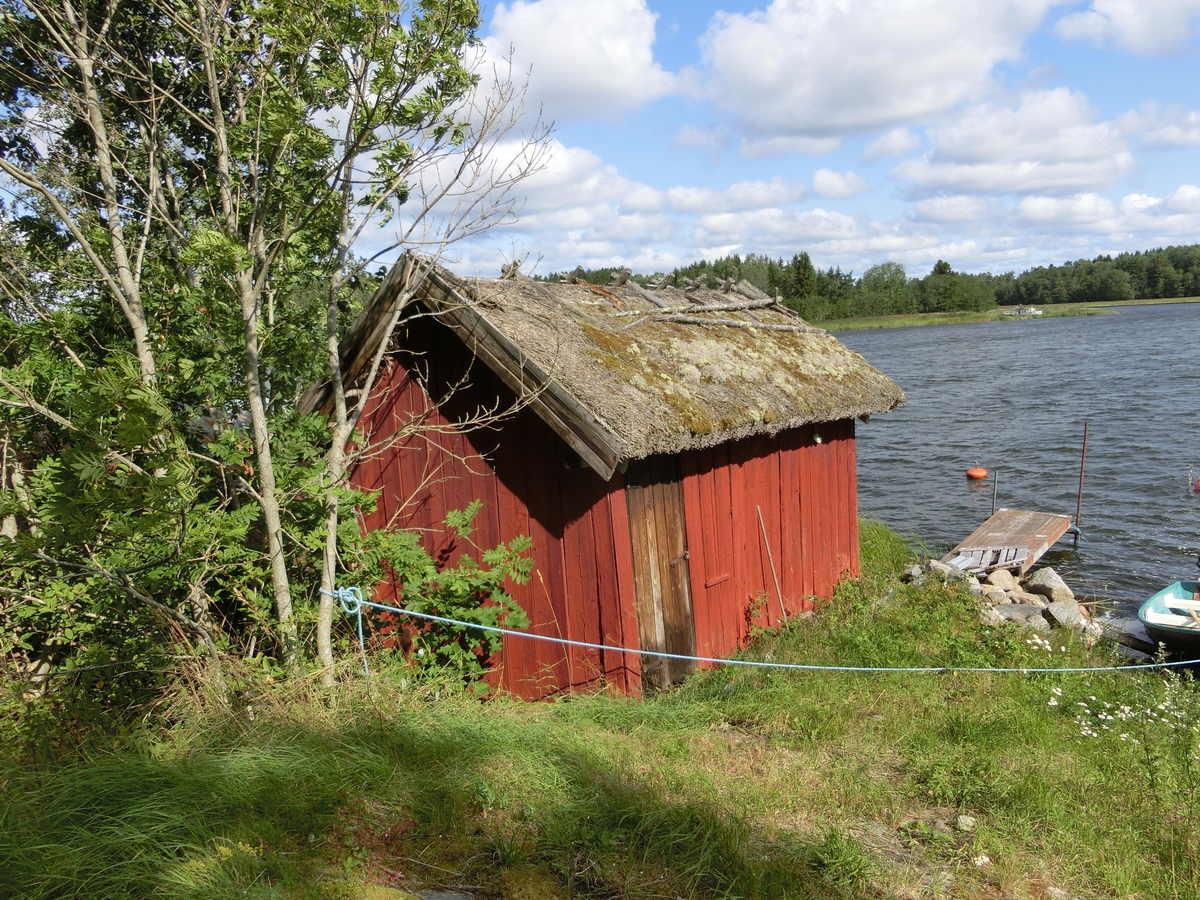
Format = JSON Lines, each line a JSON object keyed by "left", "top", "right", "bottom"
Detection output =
{"left": 297, "top": 255, "right": 423, "bottom": 416}
{"left": 421, "top": 271, "right": 625, "bottom": 480}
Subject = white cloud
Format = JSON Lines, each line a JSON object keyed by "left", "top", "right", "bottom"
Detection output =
{"left": 893, "top": 88, "right": 1135, "bottom": 196}
{"left": 666, "top": 178, "right": 808, "bottom": 213}
{"left": 812, "top": 169, "right": 870, "bottom": 198}
{"left": 738, "top": 135, "right": 841, "bottom": 159}
{"left": 700, "top": 0, "right": 1056, "bottom": 141}
{"left": 913, "top": 195, "right": 998, "bottom": 222}
{"left": 1017, "top": 188, "right": 1200, "bottom": 234}
{"left": 1056, "top": 0, "right": 1200, "bottom": 55}
{"left": 514, "top": 140, "right": 638, "bottom": 214}
{"left": 430, "top": 134, "right": 1200, "bottom": 282}
{"left": 1167, "top": 184, "right": 1200, "bottom": 212}
{"left": 862, "top": 128, "right": 922, "bottom": 162}
{"left": 1019, "top": 193, "right": 1118, "bottom": 224}
{"left": 483, "top": 0, "right": 675, "bottom": 122}
{"left": 1120, "top": 104, "right": 1200, "bottom": 148}
{"left": 693, "top": 208, "right": 863, "bottom": 246}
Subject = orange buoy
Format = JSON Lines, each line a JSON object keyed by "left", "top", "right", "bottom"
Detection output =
{"left": 966, "top": 467, "right": 988, "bottom": 480}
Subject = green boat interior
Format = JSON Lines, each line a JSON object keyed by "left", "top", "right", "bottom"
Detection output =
{"left": 1142, "top": 582, "right": 1200, "bottom": 629}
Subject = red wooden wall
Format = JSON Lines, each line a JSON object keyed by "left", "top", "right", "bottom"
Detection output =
{"left": 680, "top": 420, "right": 858, "bottom": 664}
{"left": 352, "top": 316, "right": 641, "bottom": 699}
{"left": 350, "top": 314, "right": 859, "bottom": 698}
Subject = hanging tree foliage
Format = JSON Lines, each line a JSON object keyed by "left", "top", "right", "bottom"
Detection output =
{"left": 0, "top": 0, "right": 548, "bottom": 713}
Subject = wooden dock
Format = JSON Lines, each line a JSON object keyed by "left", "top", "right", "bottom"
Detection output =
{"left": 941, "top": 508, "right": 1073, "bottom": 576}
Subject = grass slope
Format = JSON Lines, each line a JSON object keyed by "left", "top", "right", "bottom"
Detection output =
{"left": 4, "top": 523, "right": 1200, "bottom": 900}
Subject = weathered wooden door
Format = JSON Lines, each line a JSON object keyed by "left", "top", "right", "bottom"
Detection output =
{"left": 623, "top": 455, "right": 696, "bottom": 691}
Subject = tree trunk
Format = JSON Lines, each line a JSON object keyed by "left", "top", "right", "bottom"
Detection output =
{"left": 317, "top": 265, "right": 350, "bottom": 687}
{"left": 238, "top": 271, "right": 296, "bottom": 662}
{"left": 317, "top": 466, "right": 342, "bottom": 687}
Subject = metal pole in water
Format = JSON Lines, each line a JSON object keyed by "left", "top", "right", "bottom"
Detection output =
{"left": 991, "top": 469, "right": 998, "bottom": 517}
{"left": 1074, "top": 422, "right": 1089, "bottom": 547}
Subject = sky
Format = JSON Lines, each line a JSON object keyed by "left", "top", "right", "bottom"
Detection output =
{"left": 435, "top": 0, "right": 1200, "bottom": 278}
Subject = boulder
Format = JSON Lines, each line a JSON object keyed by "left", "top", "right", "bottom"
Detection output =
{"left": 1024, "top": 615, "right": 1051, "bottom": 633}
{"left": 928, "top": 560, "right": 961, "bottom": 578}
{"left": 983, "top": 588, "right": 1008, "bottom": 605}
{"left": 967, "top": 582, "right": 985, "bottom": 596}
{"left": 1010, "top": 591, "right": 1048, "bottom": 609}
{"left": 1024, "top": 567, "right": 1074, "bottom": 603}
{"left": 1043, "top": 599, "right": 1083, "bottom": 629}
{"left": 902, "top": 565, "right": 923, "bottom": 582}
{"left": 985, "top": 568, "right": 1017, "bottom": 591}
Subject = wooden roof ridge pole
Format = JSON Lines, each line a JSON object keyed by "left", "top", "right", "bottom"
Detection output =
{"left": 658, "top": 315, "right": 824, "bottom": 333}
{"left": 627, "top": 281, "right": 669, "bottom": 309}
{"left": 610, "top": 297, "right": 776, "bottom": 318}
{"left": 757, "top": 505, "right": 788, "bottom": 626}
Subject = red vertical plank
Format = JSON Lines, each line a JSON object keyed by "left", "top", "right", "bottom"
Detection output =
{"left": 680, "top": 450, "right": 716, "bottom": 663}
{"left": 846, "top": 421, "right": 860, "bottom": 577}
{"left": 392, "top": 367, "right": 427, "bottom": 533}
{"left": 756, "top": 438, "right": 785, "bottom": 628}
{"left": 817, "top": 425, "right": 837, "bottom": 599}
{"left": 607, "top": 479, "right": 642, "bottom": 695}
{"left": 588, "top": 479, "right": 629, "bottom": 692}
{"left": 726, "top": 440, "right": 747, "bottom": 643}
{"left": 559, "top": 467, "right": 604, "bottom": 690}
{"left": 798, "top": 431, "right": 817, "bottom": 600}
{"left": 777, "top": 430, "right": 803, "bottom": 613}
{"left": 811, "top": 429, "right": 830, "bottom": 599}
{"left": 834, "top": 420, "right": 853, "bottom": 579}
{"left": 709, "top": 443, "right": 738, "bottom": 657}
{"left": 735, "top": 437, "right": 769, "bottom": 640}
{"left": 490, "top": 417, "right": 532, "bottom": 696}
{"left": 523, "top": 419, "right": 571, "bottom": 697}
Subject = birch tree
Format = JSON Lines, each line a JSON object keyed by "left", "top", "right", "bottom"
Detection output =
{"left": 2, "top": 0, "right": 547, "bottom": 662}
{"left": 1, "top": 0, "right": 548, "bottom": 670}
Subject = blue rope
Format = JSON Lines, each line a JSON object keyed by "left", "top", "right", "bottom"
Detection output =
{"left": 328, "top": 585, "right": 1195, "bottom": 676}
{"left": 323, "top": 586, "right": 370, "bottom": 682}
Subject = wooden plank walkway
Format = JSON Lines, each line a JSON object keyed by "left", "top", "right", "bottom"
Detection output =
{"left": 941, "top": 508, "right": 1073, "bottom": 575}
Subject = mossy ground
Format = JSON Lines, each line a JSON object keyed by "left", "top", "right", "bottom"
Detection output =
{"left": 5, "top": 522, "right": 1200, "bottom": 899}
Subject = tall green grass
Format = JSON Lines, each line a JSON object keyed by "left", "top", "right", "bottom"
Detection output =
{"left": 5, "top": 520, "right": 1200, "bottom": 899}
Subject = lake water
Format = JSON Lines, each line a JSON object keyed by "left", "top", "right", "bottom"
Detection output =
{"left": 837, "top": 304, "right": 1200, "bottom": 613}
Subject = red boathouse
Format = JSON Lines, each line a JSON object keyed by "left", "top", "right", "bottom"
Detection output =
{"left": 303, "top": 257, "right": 905, "bottom": 698}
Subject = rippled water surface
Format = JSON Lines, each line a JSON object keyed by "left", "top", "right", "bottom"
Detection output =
{"left": 837, "top": 304, "right": 1200, "bottom": 612}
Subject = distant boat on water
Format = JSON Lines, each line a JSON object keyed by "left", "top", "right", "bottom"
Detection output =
{"left": 1003, "top": 305, "right": 1044, "bottom": 317}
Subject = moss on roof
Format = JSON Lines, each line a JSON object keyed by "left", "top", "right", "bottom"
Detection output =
{"left": 430, "top": 270, "right": 905, "bottom": 460}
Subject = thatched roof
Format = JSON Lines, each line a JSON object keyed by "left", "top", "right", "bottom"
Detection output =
{"left": 302, "top": 255, "right": 905, "bottom": 479}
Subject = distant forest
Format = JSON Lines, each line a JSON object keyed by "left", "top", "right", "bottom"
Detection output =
{"left": 538, "top": 243, "right": 1200, "bottom": 321}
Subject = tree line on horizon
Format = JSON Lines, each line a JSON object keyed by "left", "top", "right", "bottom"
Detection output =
{"left": 540, "top": 242, "right": 1200, "bottom": 321}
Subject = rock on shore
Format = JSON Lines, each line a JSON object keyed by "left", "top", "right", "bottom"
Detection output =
{"left": 904, "top": 562, "right": 1120, "bottom": 645}
{"left": 1025, "top": 568, "right": 1075, "bottom": 603}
